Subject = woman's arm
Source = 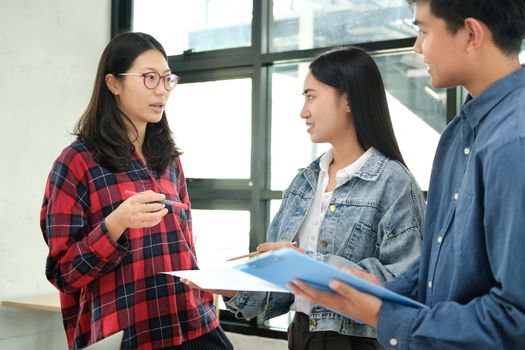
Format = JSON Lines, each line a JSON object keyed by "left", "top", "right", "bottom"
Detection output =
{"left": 41, "top": 156, "right": 167, "bottom": 293}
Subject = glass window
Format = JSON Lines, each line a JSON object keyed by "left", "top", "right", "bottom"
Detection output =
{"left": 191, "top": 209, "right": 250, "bottom": 309}
{"left": 133, "top": 0, "right": 253, "bottom": 55}
{"left": 265, "top": 312, "right": 293, "bottom": 331}
{"left": 271, "top": 0, "right": 416, "bottom": 52}
{"left": 270, "top": 52, "right": 444, "bottom": 192}
{"left": 375, "top": 51, "right": 444, "bottom": 191}
{"left": 123, "top": 0, "right": 453, "bottom": 338}
{"left": 167, "top": 78, "right": 252, "bottom": 179}
{"left": 264, "top": 199, "right": 294, "bottom": 330}
{"left": 192, "top": 209, "right": 250, "bottom": 268}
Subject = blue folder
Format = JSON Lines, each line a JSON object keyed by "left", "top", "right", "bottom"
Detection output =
{"left": 235, "top": 248, "right": 425, "bottom": 309}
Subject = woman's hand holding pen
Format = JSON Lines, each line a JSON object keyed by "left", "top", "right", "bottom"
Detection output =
{"left": 256, "top": 241, "right": 304, "bottom": 254}
{"left": 105, "top": 190, "right": 169, "bottom": 241}
{"left": 226, "top": 241, "right": 303, "bottom": 261}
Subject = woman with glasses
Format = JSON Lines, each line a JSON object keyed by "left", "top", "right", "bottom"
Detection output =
{"left": 40, "top": 32, "right": 232, "bottom": 350}
{"left": 184, "top": 47, "right": 425, "bottom": 350}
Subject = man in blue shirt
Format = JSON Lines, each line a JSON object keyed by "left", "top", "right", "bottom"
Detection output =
{"left": 289, "top": 0, "right": 525, "bottom": 349}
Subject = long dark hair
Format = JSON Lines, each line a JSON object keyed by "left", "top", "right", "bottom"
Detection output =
{"left": 74, "top": 31, "right": 181, "bottom": 173}
{"left": 309, "top": 46, "right": 406, "bottom": 167}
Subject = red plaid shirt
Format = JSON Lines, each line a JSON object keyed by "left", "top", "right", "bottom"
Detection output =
{"left": 40, "top": 139, "right": 218, "bottom": 350}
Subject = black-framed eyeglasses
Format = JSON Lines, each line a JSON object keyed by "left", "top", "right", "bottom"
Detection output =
{"left": 118, "top": 71, "right": 180, "bottom": 91}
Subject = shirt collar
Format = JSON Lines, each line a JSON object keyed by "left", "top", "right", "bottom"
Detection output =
{"left": 318, "top": 146, "right": 378, "bottom": 181}
{"left": 353, "top": 147, "right": 388, "bottom": 181}
{"left": 305, "top": 146, "right": 390, "bottom": 183}
{"left": 462, "top": 66, "right": 525, "bottom": 130}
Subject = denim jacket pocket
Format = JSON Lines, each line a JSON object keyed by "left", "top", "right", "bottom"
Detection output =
{"left": 337, "top": 222, "right": 378, "bottom": 262}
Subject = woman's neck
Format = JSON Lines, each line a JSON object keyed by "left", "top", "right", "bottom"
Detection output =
{"left": 330, "top": 138, "right": 365, "bottom": 170}
{"left": 129, "top": 122, "right": 147, "bottom": 161}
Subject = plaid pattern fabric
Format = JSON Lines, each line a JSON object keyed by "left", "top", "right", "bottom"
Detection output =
{"left": 40, "top": 139, "right": 218, "bottom": 350}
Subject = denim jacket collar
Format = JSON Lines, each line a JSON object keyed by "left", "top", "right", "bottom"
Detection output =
{"left": 300, "top": 147, "right": 388, "bottom": 189}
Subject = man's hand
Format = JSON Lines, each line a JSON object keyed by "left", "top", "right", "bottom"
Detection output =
{"left": 288, "top": 266, "right": 382, "bottom": 327}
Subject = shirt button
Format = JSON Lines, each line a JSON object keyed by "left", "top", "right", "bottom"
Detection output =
{"left": 428, "top": 281, "right": 433, "bottom": 289}
{"left": 437, "top": 236, "right": 443, "bottom": 244}
{"left": 453, "top": 193, "right": 459, "bottom": 200}
{"left": 329, "top": 204, "right": 336, "bottom": 213}
{"left": 389, "top": 338, "right": 398, "bottom": 346}
{"left": 310, "top": 319, "right": 317, "bottom": 326}
{"left": 321, "top": 240, "right": 328, "bottom": 247}
{"left": 464, "top": 147, "right": 470, "bottom": 155}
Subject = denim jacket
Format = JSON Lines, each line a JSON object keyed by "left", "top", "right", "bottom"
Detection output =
{"left": 225, "top": 148, "right": 425, "bottom": 338}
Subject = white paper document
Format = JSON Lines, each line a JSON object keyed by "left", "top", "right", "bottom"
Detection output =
{"left": 164, "top": 249, "right": 424, "bottom": 309}
{"left": 163, "top": 265, "right": 288, "bottom": 292}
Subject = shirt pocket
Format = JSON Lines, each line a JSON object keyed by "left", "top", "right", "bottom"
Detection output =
{"left": 451, "top": 190, "right": 475, "bottom": 252}
{"left": 337, "top": 221, "right": 378, "bottom": 262}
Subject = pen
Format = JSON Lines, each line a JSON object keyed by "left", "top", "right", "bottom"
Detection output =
{"left": 226, "top": 241, "right": 299, "bottom": 262}
{"left": 226, "top": 251, "right": 261, "bottom": 261}
{"left": 124, "top": 190, "right": 189, "bottom": 210}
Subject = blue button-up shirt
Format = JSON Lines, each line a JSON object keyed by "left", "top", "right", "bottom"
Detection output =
{"left": 377, "top": 67, "right": 525, "bottom": 349}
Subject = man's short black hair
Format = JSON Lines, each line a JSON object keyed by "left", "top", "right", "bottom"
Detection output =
{"left": 407, "top": 0, "right": 525, "bottom": 54}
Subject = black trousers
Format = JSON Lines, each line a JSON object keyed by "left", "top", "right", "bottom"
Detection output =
{"left": 162, "top": 326, "right": 233, "bottom": 350}
{"left": 288, "top": 312, "right": 386, "bottom": 350}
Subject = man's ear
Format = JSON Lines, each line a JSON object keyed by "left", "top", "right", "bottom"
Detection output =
{"left": 463, "top": 17, "right": 485, "bottom": 53}
{"left": 105, "top": 73, "right": 121, "bottom": 95}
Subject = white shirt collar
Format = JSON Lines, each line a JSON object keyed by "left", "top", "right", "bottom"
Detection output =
{"left": 319, "top": 146, "right": 375, "bottom": 185}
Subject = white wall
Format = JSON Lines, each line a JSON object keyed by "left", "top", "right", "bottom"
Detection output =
{"left": 0, "top": 0, "right": 110, "bottom": 348}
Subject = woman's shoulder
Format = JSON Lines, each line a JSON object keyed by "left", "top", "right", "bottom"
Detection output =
{"left": 381, "top": 157, "right": 412, "bottom": 179}
{"left": 52, "top": 139, "right": 95, "bottom": 178}
{"left": 365, "top": 150, "right": 419, "bottom": 190}
{"left": 357, "top": 149, "right": 404, "bottom": 180}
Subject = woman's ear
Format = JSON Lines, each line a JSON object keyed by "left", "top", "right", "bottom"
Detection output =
{"left": 105, "top": 73, "right": 120, "bottom": 95}
{"left": 342, "top": 94, "right": 351, "bottom": 112}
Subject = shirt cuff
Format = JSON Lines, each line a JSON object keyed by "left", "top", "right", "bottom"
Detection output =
{"left": 224, "top": 291, "right": 249, "bottom": 318}
{"left": 87, "top": 220, "right": 129, "bottom": 263}
{"left": 377, "top": 301, "right": 418, "bottom": 349}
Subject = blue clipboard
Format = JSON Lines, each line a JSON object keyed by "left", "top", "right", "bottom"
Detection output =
{"left": 234, "top": 248, "right": 425, "bottom": 309}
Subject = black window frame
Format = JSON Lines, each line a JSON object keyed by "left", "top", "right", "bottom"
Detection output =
{"left": 111, "top": 0, "right": 460, "bottom": 338}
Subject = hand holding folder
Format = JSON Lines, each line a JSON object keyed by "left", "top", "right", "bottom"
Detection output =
{"left": 235, "top": 248, "right": 425, "bottom": 309}
{"left": 167, "top": 247, "right": 425, "bottom": 319}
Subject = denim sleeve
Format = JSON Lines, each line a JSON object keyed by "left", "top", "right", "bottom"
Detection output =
{"left": 377, "top": 140, "right": 525, "bottom": 349}
{"left": 224, "top": 291, "right": 294, "bottom": 320}
{"left": 320, "top": 175, "right": 425, "bottom": 283}
{"left": 383, "top": 260, "right": 419, "bottom": 300}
